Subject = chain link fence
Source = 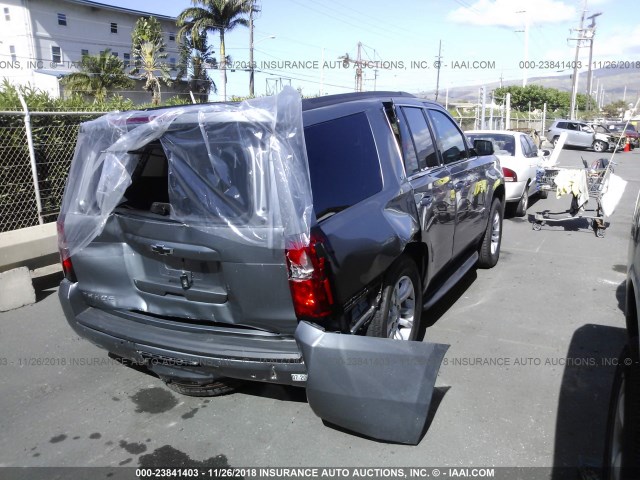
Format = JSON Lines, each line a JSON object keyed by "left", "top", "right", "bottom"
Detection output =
{"left": 0, "top": 126, "right": 37, "bottom": 231}
{"left": 452, "top": 109, "right": 547, "bottom": 134}
{"left": 0, "top": 112, "right": 102, "bottom": 233}
{"left": 32, "top": 123, "right": 83, "bottom": 223}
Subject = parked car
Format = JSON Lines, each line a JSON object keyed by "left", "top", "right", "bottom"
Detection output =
{"left": 466, "top": 130, "right": 547, "bottom": 217}
{"left": 57, "top": 89, "right": 504, "bottom": 443}
{"left": 607, "top": 123, "right": 639, "bottom": 148}
{"left": 546, "top": 120, "right": 614, "bottom": 152}
{"left": 603, "top": 189, "right": 640, "bottom": 478}
{"left": 589, "top": 123, "right": 625, "bottom": 150}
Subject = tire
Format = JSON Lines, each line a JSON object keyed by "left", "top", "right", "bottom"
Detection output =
{"left": 594, "top": 140, "right": 608, "bottom": 153}
{"left": 366, "top": 255, "right": 422, "bottom": 341}
{"left": 515, "top": 185, "right": 529, "bottom": 217}
{"left": 477, "top": 197, "right": 503, "bottom": 269}
{"left": 164, "top": 378, "right": 242, "bottom": 397}
{"left": 552, "top": 136, "right": 559, "bottom": 148}
{"left": 603, "top": 342, "right": 640, "bottom": 480}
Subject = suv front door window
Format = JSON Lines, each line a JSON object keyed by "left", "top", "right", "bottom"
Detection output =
{"left": 427, "top": 109, "right": 485, "bottom": 257}
{"left": 391, "top": 106, "right": 454, "bottom": 278}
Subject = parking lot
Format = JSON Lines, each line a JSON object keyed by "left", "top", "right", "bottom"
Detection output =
{"left": 1, "top": 148, "right": 639, "bottom": 473}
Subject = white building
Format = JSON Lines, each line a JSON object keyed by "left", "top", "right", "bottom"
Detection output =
{"left": 0, "top": 0, "right": 188, "bottom": 103}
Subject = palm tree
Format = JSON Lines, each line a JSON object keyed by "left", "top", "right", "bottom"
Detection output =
{"left": 131, "top": 17, "right": 173, "bottom": 106}
{"left": 61, "top": 49, "right": 132, "bottom": 102}
{"left": 177, "top": 30, "right": 216, "bottom": 102}
{"left": 177, "top": 0, "right": 252, "bottom": 101}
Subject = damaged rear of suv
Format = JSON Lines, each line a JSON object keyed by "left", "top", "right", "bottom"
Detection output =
{"left": 58, "top": 88, "right": 504, "bottom": 444}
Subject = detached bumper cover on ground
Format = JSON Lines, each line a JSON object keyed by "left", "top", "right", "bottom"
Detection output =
{"left": 296, "top": 321, "right": 449, "bottom": 444}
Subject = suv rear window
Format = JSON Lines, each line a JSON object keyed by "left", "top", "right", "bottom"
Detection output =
{"left": 304, "top": 113, "right": 382, "bottom": 219}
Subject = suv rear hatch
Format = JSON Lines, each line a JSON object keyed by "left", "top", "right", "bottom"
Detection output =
{"left": 58, "top": 90, "right": 313, "bottom": 334}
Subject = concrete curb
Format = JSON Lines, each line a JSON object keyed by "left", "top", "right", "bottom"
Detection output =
{"left": 0, "top": 267, "right": 36, "bottom": 311}
{"left": 0, "top": 223, "right": 59, "bottom": 311}
{"left": 0, "top": 223, "right": 58, "bottom": 274}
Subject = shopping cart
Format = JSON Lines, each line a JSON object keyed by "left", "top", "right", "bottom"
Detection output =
{"left": 532, "top": 158, "right": 614, "bottom": 238}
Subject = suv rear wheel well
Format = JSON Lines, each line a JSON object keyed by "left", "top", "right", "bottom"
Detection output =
{"left": 402, "top": 242, "right": 428, "bottom": 287}
{"left": 493, "top": 184, "right": 505, "bottom": 206}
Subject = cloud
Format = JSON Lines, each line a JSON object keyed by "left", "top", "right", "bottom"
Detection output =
{"left": 591, "top": 25, "right": 640, "bottom": 58}
{"left": 448, "top": 0, "right": 576, "bottom": 27}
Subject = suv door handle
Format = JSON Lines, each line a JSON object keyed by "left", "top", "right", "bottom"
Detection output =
{"left": 414, "top": 193, "right": 432, "bottom": 207}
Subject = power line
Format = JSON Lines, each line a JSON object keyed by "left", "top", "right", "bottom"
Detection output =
{"left": 287, "top": 0, "right": 399, "bottom": 42}
{"left": 321, "top": 0, "right": 425, "bottom": 42}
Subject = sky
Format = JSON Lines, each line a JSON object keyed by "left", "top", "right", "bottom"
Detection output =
{"left": 101, "top": 0, "right": 639, "bottom": 101}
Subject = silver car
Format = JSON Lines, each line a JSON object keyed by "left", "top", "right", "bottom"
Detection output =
{"left": 546, "top": 120, "right": 613, "bottom": 152}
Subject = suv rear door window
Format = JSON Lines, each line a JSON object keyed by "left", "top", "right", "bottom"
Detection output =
{"left": 401, "top": 107, "right": 439, "bottom": 169}
{"left": 427, "top": 110, "right": 468, "bottom": 164}
{"left": 304, "top": 113, "right": 382, "bottom": 219}
{"left": 393, "top": 108, "right": 420, "bottom": 175}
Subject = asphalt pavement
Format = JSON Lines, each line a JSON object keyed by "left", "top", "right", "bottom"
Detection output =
{"left": 1, "top": 147, "right": 639, "bottom": 473}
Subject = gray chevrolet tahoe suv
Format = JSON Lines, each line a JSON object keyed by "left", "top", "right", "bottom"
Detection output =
{"left": 58, "top": 89, "right": 504, "bottom": 443}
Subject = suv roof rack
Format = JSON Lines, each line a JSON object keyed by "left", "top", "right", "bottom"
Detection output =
{"left": 302, "top": 91, "right": 416, "bottom": 111}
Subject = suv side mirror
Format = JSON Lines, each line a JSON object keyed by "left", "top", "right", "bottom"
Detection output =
{"left": 473, "top": 139, "right": 494, "bottom": 156}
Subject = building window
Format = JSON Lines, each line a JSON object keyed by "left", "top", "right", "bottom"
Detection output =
{"left": 81, "top": 49, "right": 88, "bottom": 57}
{"left": 169, "top": 57, "right": 176, "bottom": 69}
{"left": 112, "top": 52, "right": 118, "bottom": 57}
{"left": 9, "top": 45, "right": 16, "bottom": 62}
{"left": 51, "top": 46, "right": 61, "bottom": 63}
{"left": 169, "top": 32, "right": 175, "bottom": 41}
{"left": 110, "top": 22, "right": 117, "bottom": 33}
{"left": 4, "top": 7, "right": 9, "bottom": 21}
{"left": 57, "top": 13, "right": 67, "bottom": 26}
{"left": 123, "top": 52, "right": 130, "bottom": 68}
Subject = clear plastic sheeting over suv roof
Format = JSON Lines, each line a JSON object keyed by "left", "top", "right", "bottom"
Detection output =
{"left": 57, "top": 87, "right": 313, "bottom": 258}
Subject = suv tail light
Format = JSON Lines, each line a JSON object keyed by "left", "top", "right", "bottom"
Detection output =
{"left": 285, "top": 231, "right": 334, "bottom": 319}
{"left": 503, "top": 167, "right": 517, "bottom": 182}
{"left": 57, "top": 220, "right": 77, "bottom": 282}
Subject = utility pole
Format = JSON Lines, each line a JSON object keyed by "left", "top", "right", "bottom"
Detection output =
{"left": 355, "top": 42, "right": 363, "bottom": 92}
{"left": 480, "top": 86, "right": 486, "bottom": 130}
{"left": 569, "top": 0, "right": 587, "bottom": 120}
{"left": 320, "top": 47, "right": 325, "bottom": 96}
{"left": 340, "top": 42, "right": 389, "bottom": 93}
{"left": 505, "top": 93, "right": 511, "bottom": 130}
{"left": 585, "top": 12, "right": 602, "bottom": 112}
{"left": 435, "top": 40, "right": 442, "bottom": 102}
{"left": 515, "top": 10, "right": 529, "bottom": 87}
{"left": 249, "top": 2, "right": 255, "bottom": 97}
{"left": 339, "top": 42, "right": 363, "bottom": 92}
{"left": 489, "top": 92, "right": 494, "bottom": 130}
